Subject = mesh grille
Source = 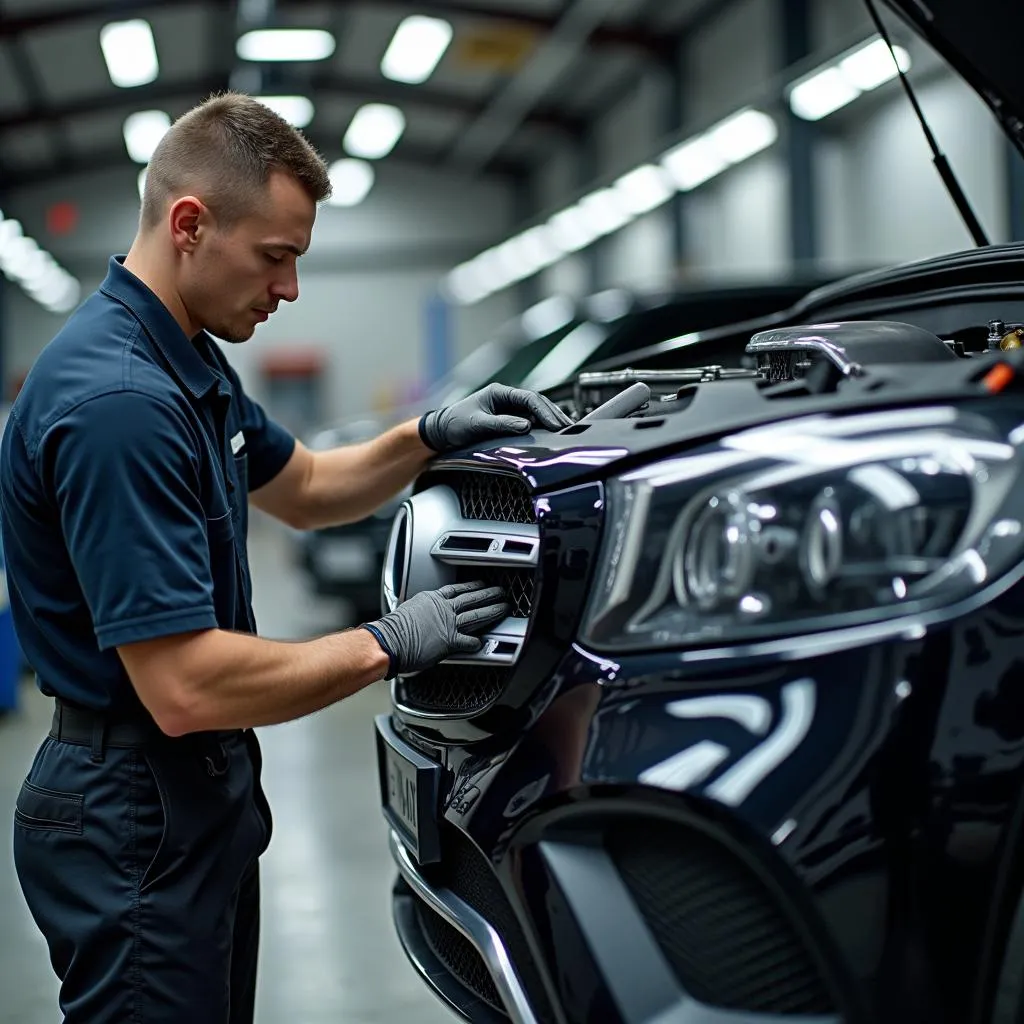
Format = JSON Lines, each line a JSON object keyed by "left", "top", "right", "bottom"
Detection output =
{"left": 400, "top": 664, "right": 510, "bottom": 714}
{"left": 414, "top": 898, "right": 506, "bottom": 1015}
{"left": 607, "top": 822, "right": 834, "bottom": 1016}
{"left": 458, "top": 473, "right": 534, "bottom": 525}
{"left": 456, "top": 566, "right": 534, "bottom": 619}
{"left": 760, "top": 350, "right": 797, "bottom": 383}
{"left": 431, "top": 827, "right": 557, "bottom": 1024}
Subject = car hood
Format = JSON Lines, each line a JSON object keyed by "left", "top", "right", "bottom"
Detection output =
{"left": 884, "top": 0, "right": 1024, "bottom": 154}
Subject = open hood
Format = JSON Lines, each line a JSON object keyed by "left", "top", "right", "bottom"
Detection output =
{"left": 883, "top": 0, "right": 1024, "bottom": 156}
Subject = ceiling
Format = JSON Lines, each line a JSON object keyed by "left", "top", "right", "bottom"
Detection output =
{"left": 0, "top": 0, "right": 731, "bottom": 192}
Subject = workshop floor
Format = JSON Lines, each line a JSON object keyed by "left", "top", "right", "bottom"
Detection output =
{"left": 0, "top": 514, "right": 457, "bottom": 1024}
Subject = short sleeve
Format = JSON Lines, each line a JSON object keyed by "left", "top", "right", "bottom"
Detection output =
{"left": 48, "top": 390, "right": 219, "bottom": 650}
{"left": 216, "top": 354, "right": 295, "bottom": 491}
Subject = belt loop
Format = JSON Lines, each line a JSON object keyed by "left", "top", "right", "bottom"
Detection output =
{"left": 90, "top": 718, "right": 107, "bottom": 764}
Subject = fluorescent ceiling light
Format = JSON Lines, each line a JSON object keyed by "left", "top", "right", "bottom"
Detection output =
{"left": 257, "top": 95, "right": 315, "bottom": 128}
{"left": 789, "top": 67, "right": 859, "bottom": 120}
{"left": 100, "top": 19, "right": 159, "bottom": 88}
{"left": 661, "top": 136, "right": 727, "bottom": 191}
{"left": 839, "top": 39, "right": 909, "bottom": 91}
{"left": 578, "top": 188, "right": 632, "bottom": 236}
{"left": 0, "top": 216, "right": 80, "bottom": 313}
{"left": 614, "top": 164, "right": 673, "bottom": 215}
{"left": 475, "top": 246, "right": 520, "bottom": 292}
{"left": 123, "top": 110, "right": 170, "bottom": 164}
{"left": 447, "top": 260, "right": 493, "bottom": 305}
{"left": 706, "top": 108, "right": 778, "bottom": 164}
{"left": 327, "top": 158, "right": 375, "bottom": 207}
{"left": 343, "top": 104, "right": 405, "bottom": 160}
{"left": 547, "top": 206, "right": 599, "bottom": 254}
{"left": 236, "top": 29, "right": 336, "bottom": 62}
{"left": 381, "top": 15, "right": 453, "bottom": 84}
{"left": 789, "top": 37, "right": 912, "bottom": 121}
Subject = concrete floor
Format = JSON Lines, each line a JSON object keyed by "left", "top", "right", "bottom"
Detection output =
{"left": 0, "top": 513, "right": 457, "bottom": 1024}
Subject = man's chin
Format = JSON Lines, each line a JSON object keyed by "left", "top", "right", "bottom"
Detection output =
{"left": 207, "top": 325, "right": 254, "bottom": 345}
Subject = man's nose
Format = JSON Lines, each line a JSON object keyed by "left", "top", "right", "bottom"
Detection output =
{"left": 271, "top": 268, "right": 299, "bottom": 304}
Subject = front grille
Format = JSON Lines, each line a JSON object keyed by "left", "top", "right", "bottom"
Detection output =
{"left": 760, "top": 350, "right": 797, "bottom": 382}
{"left": 456, "top": 566, "right": 534, "bottom": 619}
{"left": 401, "top": 664, "right": 511, "bottom": 713}
{"left": 398, "top": 470, "right": 538, "bottom": 718}
{"left": 414, "top": 898, "right": 506, "bottom": 1015}
{"left": 429, "top": 827, "right": 557, "bottom": 1024}
{"left": 608, "top": 822, "right": 834, "bottom": 1016}
{"left": 457, "top": 472, "right": 534, "bottom": 525}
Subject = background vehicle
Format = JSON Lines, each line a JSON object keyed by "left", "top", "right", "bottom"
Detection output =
{"left": 373, "top": 4, "right": 1024, "bottom": 1021}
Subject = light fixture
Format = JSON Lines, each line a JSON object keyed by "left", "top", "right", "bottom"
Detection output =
{"left": 661, "top": 136, "right": 727, "bottom": 191}
{"left": 381, "top": 15, "right": 453, "bottom": 84}
{"left": 547, "top": 206, "right": 599, "bottom": 254}
{"left": 236, "top": 29, "right": 336, "bottom": 62}
{"left": 578, "top": 188, "right": 632, "bottom": 236}
{"left": 100, "top": 19, "right": 159, "bottom": 88}
{"left": 257, "top": 95, "right": 315, "bottom": 128}
{"left": 343, "top": 104, "right": 405, "bottom": 160}
{"left": 706, "top": 108, "right": 778, "bottom": 164}
{"left": 327, "top": 158, "right": 375, "bottom": 207}
{"left": 788, "top": 67, "right": 861, "bottom": 121}
{"left": 839, "top": 38, "right": 909, "bottom": 91}
{"left": 521, "top": 295, "right": 575, "bottom": 340}
{"left": 788, "top": 37, "right": 911, "bottom": 121}
{"left": 614, "top": 164, "right": 673, "bottom": 215}
{"left": 0, "top": 214, "right": 80, "bottom": 313}
{"left": 446, "top": 260, "right": 493, "bottom": 305}
{"left": 123, "top": 110, "right": 171, "bottom": 165}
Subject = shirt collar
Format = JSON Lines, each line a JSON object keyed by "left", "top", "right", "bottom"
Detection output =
{"left": 99, "top": 255, "right": 222, "bottom": 399}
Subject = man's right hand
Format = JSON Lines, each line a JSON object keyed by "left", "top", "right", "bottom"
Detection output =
{"left": 362, "top": 581, "right": 509, "bottom": 677}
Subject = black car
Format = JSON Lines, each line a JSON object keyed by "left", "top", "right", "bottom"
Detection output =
{"left": 373, "top": 5, "right": 1024, "bottom": 1023}
{"left": 299, "top": 283, "right": 823, "bottom": 622}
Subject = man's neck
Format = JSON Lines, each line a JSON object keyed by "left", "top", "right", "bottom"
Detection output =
{"left": 123, "top": 242, "right": 197, "bottom": 339}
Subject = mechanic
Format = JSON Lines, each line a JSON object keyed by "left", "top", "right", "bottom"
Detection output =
{"left": 0, "top": 91, "right": 572, "bottom": 1024}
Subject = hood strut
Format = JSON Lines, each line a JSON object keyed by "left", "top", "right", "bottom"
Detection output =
{"left": 866, "top": 0, "right": 990, "bottom": 247}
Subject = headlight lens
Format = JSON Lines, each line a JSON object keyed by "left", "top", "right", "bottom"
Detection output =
{"left": 582, "top": 405, "right": 1024, "bottom": 650}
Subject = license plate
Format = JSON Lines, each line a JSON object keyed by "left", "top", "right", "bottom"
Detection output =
{"left": 375, "top": 714, "right": 441, "bottom": 864}
{"left": 316, "top": 538, "right": 375, "bottom": 581}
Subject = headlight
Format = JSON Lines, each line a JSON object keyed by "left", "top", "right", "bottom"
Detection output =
{"left": 582, "top": 404, "right": 1024, "bottom": 650}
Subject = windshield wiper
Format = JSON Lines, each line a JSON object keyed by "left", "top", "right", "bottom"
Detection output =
{"left": 867, "top": 0, "right": 990, "bottom": 247}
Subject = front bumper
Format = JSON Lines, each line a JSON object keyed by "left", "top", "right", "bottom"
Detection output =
{"left": 381, "top": 578, "right": 1024, "bottom": 1024}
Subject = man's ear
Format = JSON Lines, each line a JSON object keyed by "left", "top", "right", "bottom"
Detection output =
{"left": 168, "top": 196, "right": 207, "bottom": 254}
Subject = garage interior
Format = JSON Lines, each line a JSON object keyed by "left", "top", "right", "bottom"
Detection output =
{"left": 0, "top": 1, "right": 1022, "bottom": 1022}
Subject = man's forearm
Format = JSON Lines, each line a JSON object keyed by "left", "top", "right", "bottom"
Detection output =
{"left": 303, "top": 417, "right": 431, "bottom": 529}
{"left": 151, "top": 627, "right": 390, "bottom": 734}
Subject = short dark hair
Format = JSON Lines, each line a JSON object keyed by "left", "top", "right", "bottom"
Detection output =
{"left": 140, "top": 91, "right": 331, "bottom": 229}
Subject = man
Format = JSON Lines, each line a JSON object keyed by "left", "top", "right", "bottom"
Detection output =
{"left": 0, "top": 92, "right": 571, "bottom": 1023}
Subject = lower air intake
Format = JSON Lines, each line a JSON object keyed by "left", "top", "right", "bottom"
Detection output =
{"left": 400, "top": 664, "right": 511, "bottom": 714}
{"left": 607, "top": 822, "right": 835, "bottom": 1016}
{"left": 413, "top": 898, "right": 506, "bottom": 1015}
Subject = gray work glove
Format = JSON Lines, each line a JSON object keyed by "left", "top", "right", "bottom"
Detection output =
{"left": 362, "top": 581, "right": 510, "bottom": 676}
{"left": 419, "top": 383, "right": 573, "bottom": 454}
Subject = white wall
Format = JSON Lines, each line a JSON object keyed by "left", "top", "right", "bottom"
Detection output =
{"left": 1, "top": 159, "right": 518, "bottom": 418}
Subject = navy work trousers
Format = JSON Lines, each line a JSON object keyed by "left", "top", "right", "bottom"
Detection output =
{"left": 12, "top": 724, "right": 272, "bottom": 1023}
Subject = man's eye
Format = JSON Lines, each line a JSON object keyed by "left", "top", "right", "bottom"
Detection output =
{"left": 265, "top": 253, "right": 283, "bottom": 264}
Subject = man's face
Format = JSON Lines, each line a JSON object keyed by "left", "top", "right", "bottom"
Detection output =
{"left": 181, "top": 170, "right": 316, "bottom": 343}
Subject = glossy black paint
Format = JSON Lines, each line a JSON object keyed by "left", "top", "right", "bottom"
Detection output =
{"left": 426, "top": 570, "right": 1024, "bottom": 1023}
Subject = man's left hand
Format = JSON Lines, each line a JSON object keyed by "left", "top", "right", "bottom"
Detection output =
{"left": 419, "top": 383, "right": 573, "bottom": 454}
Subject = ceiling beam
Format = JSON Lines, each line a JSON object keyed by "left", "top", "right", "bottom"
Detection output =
{"left": 0, "top": 134, "right": 530, "bottom": 193}
{"left": 0, "top": 0, "right": 670, "bottom": 57}
{"left": 0, "top": 71, "right": 582, "bottom": 136}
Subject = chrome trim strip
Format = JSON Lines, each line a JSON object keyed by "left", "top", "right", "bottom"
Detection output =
{"left": 388, "top": 829, "right": 540, "bottom": 1024}
{"left": 746, "top": 329, "right": 863, "bottom": 376}
{"left": 430, "top": 527, "right": 539, "bottom": 567}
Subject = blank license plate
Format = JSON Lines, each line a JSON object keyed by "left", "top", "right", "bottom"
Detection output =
{"left": 375, "top": 714, "right": 441, "bottom": 864}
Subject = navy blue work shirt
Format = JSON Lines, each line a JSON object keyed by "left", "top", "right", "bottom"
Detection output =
{"left": 0, "top": 256, "right": 296, "bottom": 712}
